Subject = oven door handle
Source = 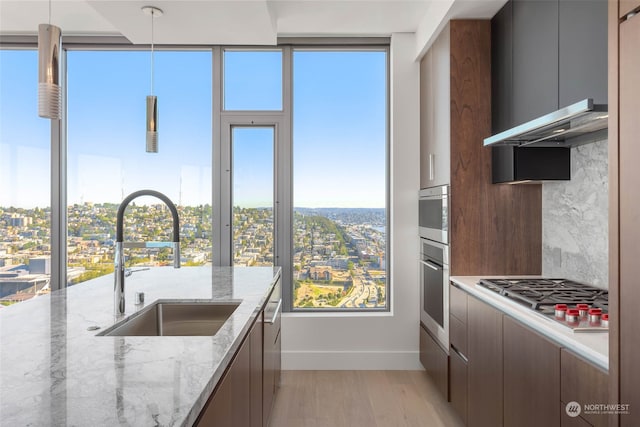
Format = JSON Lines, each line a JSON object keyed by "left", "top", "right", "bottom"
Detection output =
{"left": 420, "top": 260, "right": 441, "bottom": 271}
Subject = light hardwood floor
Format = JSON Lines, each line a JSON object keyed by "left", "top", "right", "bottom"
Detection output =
{"left": 269, "top": 370, "right": 465, "bottom": 427}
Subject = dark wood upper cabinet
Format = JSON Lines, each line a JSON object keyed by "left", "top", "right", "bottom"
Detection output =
{"left": 512, "top": 0, "right": 559, "bottom": 125}
{"left": 492, "top": 0, "right": 607, "bottom": 132}
{"left": 558, "top": 0, "right": 608, "bottom": 107}
{"left": 503, "top": 316, "right": 560, "bottom": 427}
{"left": 491, "top": 1, "right": 513, "bottom": 134}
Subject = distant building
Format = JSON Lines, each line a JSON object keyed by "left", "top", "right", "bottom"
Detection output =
{"left": 0, "top": 265, "right": 49, "bottom": 300}
{"left": 309, "top": 266, "right": 333, "bottom": 281}
{"left": 326, "top": 256, "right": 349, "bottom": 270}
{"left": 9, "top": 215, "right": 32, "bottom": 227}
{"left": 29, "top": 257, "right": 51, "bottom": 275}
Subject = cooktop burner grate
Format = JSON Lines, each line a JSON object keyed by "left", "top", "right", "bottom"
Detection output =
{"left": 477, "top": 278, "right": 609, "bottom": 314}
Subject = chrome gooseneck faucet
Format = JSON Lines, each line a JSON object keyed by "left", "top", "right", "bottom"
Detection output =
{"left": 114, "top": 190, "right": 180, "bottom": 315}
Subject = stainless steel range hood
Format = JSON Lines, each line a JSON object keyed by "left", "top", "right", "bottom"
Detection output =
{"left": 484, "top": 99, "right": 608, "bottom": 147}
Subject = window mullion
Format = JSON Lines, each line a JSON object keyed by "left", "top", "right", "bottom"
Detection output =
{"left": 50, "top": 48, "right": 68, "bottom": 291}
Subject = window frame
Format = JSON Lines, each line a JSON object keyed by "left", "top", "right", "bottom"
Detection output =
{"left": 0, "top": 38, "right": 390, "bottom": 313}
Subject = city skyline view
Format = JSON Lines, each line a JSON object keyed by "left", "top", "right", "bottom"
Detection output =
{"left": 1, "top": 47, "right": 387, "bottom": 310}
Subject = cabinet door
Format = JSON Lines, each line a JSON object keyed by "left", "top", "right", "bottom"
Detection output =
{"left": 419, "top": 323, "right": 449, "bottom": 399}
{"left": 420, "top": 48, "right": 434, "bottom": 189}
{"left": 559, "top": 0, "right": 608, "bottom": 107}
{"left": 431, "top": 24, "right": 451, "bottom": 187}
{"left": 560, "top": 349, "right": 608, "bottom": 427}
{"left": 467, "top": 296, "right": 503, "bottom": 427}
{"left": 420, "top": 24, "right": 450, "bottom": 189}
{"left": 620, "top": 0, "right": 640, "bottom": 19}
{"left": 512, "top": 0, "right": 559, "bottom": 124}
{"left": 449, "top": 347, "right": 468, "bottom": 425}
{"left": 196, "top": 334, "right": 251, "bottom": 427}
{"left": 263, "top": 281, "right": 282, "bottom": 426}
{"left": 250, "top": 317, "right": 263, "bottom": 427}
{"left": 619, "top": 11, "right": 640, "bottom": 427}
{"left": 491, "top": 1, "right": 513, "bottom": 133}
{"left": 503, "top": 316, "right": 560, "bottom": 427}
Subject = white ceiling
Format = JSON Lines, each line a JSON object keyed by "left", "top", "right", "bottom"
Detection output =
{"left": 0, "top": 0, "right": 506, "bottom": 51}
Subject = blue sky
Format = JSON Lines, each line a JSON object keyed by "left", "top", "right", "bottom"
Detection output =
{"left": 0, "top": 49, "right": 386, "bottom": 209}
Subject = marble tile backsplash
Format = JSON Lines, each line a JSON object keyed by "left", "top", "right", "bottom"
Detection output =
{"left": 542, "top": 139, "right": 608, "bottom": 288}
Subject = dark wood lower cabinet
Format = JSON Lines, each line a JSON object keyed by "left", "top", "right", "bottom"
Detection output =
{"left": 449, "top": 347, "right": 468, "bottom": 425}
{"left": 250, "top": 315, "right": 264, "bottom": 427}
{"left": 560, "top": 412, "right": 592, "bottom": 427}
{"left": 503, "top": 316, "right": 560, "bottom": 427}
{"left": 560, "top": 349, "right": 608, "bottom": 427}
{"left": 419, "top": 323, "right": 449, "bottom": 399}
{"left": 467, "top": 296, "right": 503, "bottom": 427}
{"left": 196, "top": 288, "right": 281, "bottom": 427}
{"left": 196, "top": 327, "right": 252, "bottom": 427}
{"left": 450, "top": 289, "right": 609, "bottom": 427}
{"left": 263, "top": 281, "right": 282, "bottom": 426}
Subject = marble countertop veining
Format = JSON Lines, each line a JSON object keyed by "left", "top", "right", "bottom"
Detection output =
{"left": 0, "top": 266, "right": 281, "bottom": 427}
{"left": 450, "top": 276, "right": 608, "bottom": 371}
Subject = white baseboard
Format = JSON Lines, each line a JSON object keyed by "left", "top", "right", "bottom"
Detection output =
{"left": 282, "top": 350, "right": 423, "bottom": 370}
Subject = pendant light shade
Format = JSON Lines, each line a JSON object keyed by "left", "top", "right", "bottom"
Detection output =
{"left": 146, "top": 95, "right": 158, "bottom": 153}
{"left": 38, "top": 23, "right": 62, "bottom": 119}
{"left": 142, "top": 6, "right": 162, "bottom": 153}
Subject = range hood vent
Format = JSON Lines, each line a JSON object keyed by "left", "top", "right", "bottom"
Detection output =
{"left": 484, "top": 99, "right": 608, "bottom": 148}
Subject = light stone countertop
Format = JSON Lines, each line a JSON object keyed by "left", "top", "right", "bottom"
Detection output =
{"left": 0, "top": 266, "right": 281, "bottom": 427}
{"left": 450, "top": 276, "right": 608, "bottom": 371}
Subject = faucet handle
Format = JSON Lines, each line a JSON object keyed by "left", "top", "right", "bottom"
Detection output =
{"left": 124, "top": 267, "right": 150, "bottom": 277}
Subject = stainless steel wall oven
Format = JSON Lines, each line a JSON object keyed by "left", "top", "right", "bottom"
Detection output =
{"left": 420, "top": 237, "right": 449, "bottom": 350}
{"left": 419, "top": 185, "right": 449, "bottom": 350}
{"left": 419, "top": 186, "right": 448, "bottom": 244}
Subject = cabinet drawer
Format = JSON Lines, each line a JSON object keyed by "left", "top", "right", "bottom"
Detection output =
{"left": 419, "top": 323, "right": 449, "bottom": 400}
{"left": 450, "top": 283, "right": 467, "bottom": 323}
{"left": 449, "top": 314, "right": 467, "bottom": 357}
{"left": 450, "top": 347, "right": 468, "bottom": 425}
{"left": 560, "top": 408, "right": 592, "bottom": 427}
{"left": 620, "top": 1, "right": 640, "bottom": 19}
{"left": 561, "top": 349, "right": 608, "bottom": 427}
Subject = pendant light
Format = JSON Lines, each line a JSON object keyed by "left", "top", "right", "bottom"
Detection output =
{"left": 38, "top": 0, "right": 62, "bottom": 119}
{"left": 142, "top": 6, "right": 163, "bottom": 153}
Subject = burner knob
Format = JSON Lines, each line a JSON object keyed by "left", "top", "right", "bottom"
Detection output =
{"left": 566, "top": 309, "right": 580, "bottom": 325}
{"left": 555, "top": 304, "right": 568, "bottom": 319}
{"left": 576, "top": 304, "right": 590, "bottom": 318}
{"left": 588, "top": 308, "right": 602, "bottom": 326}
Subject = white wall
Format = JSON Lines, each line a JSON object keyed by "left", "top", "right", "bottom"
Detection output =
{"left": 281, "top": 33, "right": 421, "bottom": 370}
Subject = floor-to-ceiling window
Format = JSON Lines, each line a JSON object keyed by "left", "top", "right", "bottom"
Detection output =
{"left": 0, "top": 42, "right": 388, "bottom": 312}
{"left": 0, "top": 50, "right": 52, "bottom": 306}
{"left": 66, "top": 50, "right": 212, "bottom": 284}
{"left": 292, "top": 49, "right": 388, "bottom": 310}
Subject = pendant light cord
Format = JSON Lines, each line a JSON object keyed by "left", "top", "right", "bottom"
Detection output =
{"left": 48, "top": 0, "right": 51, "bottom": 24}
{"left": 150, "top": 11, "right": 154, "bottom": 96}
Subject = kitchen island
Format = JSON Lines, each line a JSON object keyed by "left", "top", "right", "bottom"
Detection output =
{"left": 0, "top": 266, "right": 280, "bottom": 426}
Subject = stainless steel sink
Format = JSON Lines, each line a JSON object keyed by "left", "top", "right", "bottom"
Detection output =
{"left": 99, "top": 301, "right": 241, "bottom": 336}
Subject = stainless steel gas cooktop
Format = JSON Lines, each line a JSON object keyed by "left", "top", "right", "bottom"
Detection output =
{"left": 477, "top": 278, "right": 609, "bottom": 332}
